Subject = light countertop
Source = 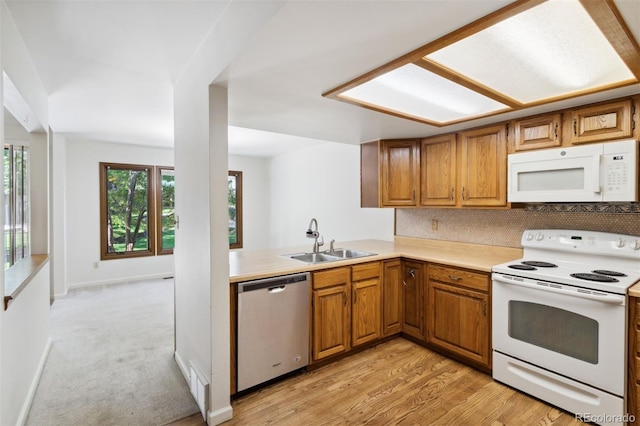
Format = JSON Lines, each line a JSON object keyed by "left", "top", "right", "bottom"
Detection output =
{"left": 629, "top": 282, "right": 640, "bottom": 297}
{"left": 229, "top": 236, "right": 523, "bottom": 283}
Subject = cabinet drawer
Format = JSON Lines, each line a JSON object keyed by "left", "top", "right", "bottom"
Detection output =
{"left": 313, "top": 267, "right": 350, "bottom": 290}
{"left": 351, "top": 262, "right": 380, "bottom": 282}
{"left": 428, "top": 264, "right": 489, "bottom": 292}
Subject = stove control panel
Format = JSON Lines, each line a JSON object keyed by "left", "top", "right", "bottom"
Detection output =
{"left": 522, "top": 229, "right": 640, "bottom": 258}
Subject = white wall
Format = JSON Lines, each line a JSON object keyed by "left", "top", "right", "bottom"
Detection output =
{"left": 173, "top": 2, "right": 284, "bottom": 424}
{"left": 0, "top": 263, "right": 51, "bottom": 426}
{"left": 269, "top": 142, "right": 394, "bottom": 248}
{"left": 1, "top": 3, "right": 51, "bottom": 424}
{"left": 228, "top": 155, "right": 271, "bottom": 250}
{"left": 64, "top": 138, "right": 174, "bottom": 291}
{"left": 51, "top": 133, "right": 67, "bottom": 298}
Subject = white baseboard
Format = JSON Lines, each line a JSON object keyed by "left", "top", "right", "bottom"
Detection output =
{"left": 175, "top": 351, "right": 233, "bottom": 425}
{"left": 208, "top": 405, "right": 233, "bottom": 425}
{"left": 174, "top": 350, "right": 190, "bottom": 383}
{"left": 68, "top": 273, "right": 174, "bottom": 290}
{"left": 17, "top": 337, "right": 52, "bottom": 426}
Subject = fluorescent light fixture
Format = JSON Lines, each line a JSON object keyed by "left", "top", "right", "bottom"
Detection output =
{"left": 324, "top": 0, "right": 640, "bottom": 126}
{"left": 426, "top": 0, "right": 635, "bottom": 103}
{"left": 339, "top": 64, "right": 509, "bottom": 124}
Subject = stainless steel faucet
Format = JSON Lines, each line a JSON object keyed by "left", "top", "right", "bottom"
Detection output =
{"left": 306, "top": 218, "right": 324, "bottom": 253}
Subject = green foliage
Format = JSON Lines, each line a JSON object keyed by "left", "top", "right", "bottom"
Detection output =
{"left": 107, "top": 168, "right": 149, "bottom": 252}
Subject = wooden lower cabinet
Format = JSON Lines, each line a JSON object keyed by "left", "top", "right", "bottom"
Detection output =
{"left": 351, "top": 262, "right": 382, "bottom": 347}
{"left": 312, "top": 262, "right": 382, "bottom": 362}
{"left": 426, "top": 264, "right": 491, "bottom": 369}
{"left": 312, "top": 267, "right": 351, "bottom": 361}
{"left": 382, "top": 260, "right": 403, "bottom": 336}
{"left": 402, "top": 260, "right": 425, "bottom": 340}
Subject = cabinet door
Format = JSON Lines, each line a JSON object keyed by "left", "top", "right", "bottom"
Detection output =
{"left": 421, "top": 134, "right": 457, "bottom": 206}
{"left": 569, "top": 99, "right": 633, "bottom": 144}
{"left": 382, "top": 260, "right": 402, "bottom": 336}
{"left": 352, "top": 277, "right": 381, "bottom": 347}
{"left": 402, "top": 261, "right": 425, "bottom": 340}
{"left": 427, "top": 281, "right": 490, "bottom": 368}
{"left": 380, "top": 139, "right": 419, "bottom": 207}
{"left": 458, "top": 124, "right": 507, "bottom": 207}
{"left": 312, "top": 285, "right": 350, "bottom": 361}
{"left": 513, "top": 114, "right": 561, "bottom": 151}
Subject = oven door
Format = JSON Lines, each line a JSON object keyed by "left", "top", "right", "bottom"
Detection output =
{"left": 492, "top": 273, "right": 626, "bottom": 395}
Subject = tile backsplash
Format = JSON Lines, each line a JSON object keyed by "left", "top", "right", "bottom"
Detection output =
{"left": 395, "top": 203, "right": 640, "bottom": 248}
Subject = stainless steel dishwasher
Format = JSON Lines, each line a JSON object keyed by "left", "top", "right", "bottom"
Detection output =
{"left": 236, "top": 272, "right": 310, "bottom": 392}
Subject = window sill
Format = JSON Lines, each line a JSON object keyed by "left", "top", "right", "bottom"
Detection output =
{"left": 4, "top": 254, "right": 50, "bottom": 310}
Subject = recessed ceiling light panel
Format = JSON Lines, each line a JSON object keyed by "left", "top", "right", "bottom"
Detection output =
{"left": 339, "top": 64, "right": 509, "bottom": 124}
{"left": 425, "top": 0, "right": 635, "bottom": 103}
{"left": 324, "top": 0, "right": 639, "bottom": 125}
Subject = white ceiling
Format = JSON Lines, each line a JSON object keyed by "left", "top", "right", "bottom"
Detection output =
{"left": 4, "top": 0, "right": 640, "bottom": 157}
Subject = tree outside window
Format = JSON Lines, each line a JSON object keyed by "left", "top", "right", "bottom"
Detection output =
{"left": 228, "top": 171, "right": 243, "bottom": 249}
{"left": 99, "top": 163, "right": 174, "bottom": 260}
{"left": 157, "top": 167, "right": 175, "bottom": 255}
{"left": 4, "top": 143, "right": 30, "bottom": 270}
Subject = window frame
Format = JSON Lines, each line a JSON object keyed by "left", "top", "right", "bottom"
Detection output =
{"left": 99, "top": 162, "right": 158, "bottom": 260}
{"left": 156, "top": 166, "right": 175, "bottom": 255}
{"left": 228, "top": 170, "right": 243, "bottom": 249}
{"left": 4, "top": 141, "right": 30, "bottom": 270}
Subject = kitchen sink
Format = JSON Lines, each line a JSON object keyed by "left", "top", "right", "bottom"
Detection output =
{"left": 323, "top": 249, "right": 375, "bottom": 259}
{"left": 281, "top": 249, "right": 376, "bottom": 264}
{"left": 283, "top": 252, "right": 340, "bottom": 264}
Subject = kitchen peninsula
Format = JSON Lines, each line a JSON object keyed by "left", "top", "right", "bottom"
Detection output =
{"left": 229, "top": 237, "right": 522, "bottom": 396}
{"left": 229, "top": 237, "right": 522, "bottom": 283}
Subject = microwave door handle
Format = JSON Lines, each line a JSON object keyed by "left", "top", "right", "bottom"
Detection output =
{"left": 591, "top": 154, "right": 602, "bottom": 193}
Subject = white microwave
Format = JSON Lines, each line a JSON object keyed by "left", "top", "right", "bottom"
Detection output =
{"left": 508, "top": 139, "right": 638, "bottom": 203}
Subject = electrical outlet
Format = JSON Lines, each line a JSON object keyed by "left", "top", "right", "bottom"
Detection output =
{"left": 93, "top": 261, "right": 99, "bottom": 269}
{"left": 431, "top": 219, "right": 438, "bottom": 231}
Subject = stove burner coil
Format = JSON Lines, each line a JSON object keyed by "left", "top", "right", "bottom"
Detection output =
{"left": 591, "top": 270, "right": 627, "bottom": 277}
{"left": 521, "top": 261, "right": 558, "bottom": 268}
{"left": 508, "top": 264, "right": 536, "bottom": 271}
{"left": 570, "top": 273, "right": 619, "bottom": 283}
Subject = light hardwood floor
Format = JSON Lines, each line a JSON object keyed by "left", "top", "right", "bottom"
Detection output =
{"left": 170, "top": 338, "right": 583, "bottom": 425}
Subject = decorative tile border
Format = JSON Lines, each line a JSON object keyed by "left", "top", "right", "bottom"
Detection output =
{"left": 524, "top": 203, "right": 640, "bottom": 214}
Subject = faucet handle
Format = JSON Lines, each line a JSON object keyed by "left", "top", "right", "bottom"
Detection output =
{"left": 329, "top": 239, "right": 335, "bottom": 251}
{"left": 318, "top": 236, "right": 324, "bottom": 246}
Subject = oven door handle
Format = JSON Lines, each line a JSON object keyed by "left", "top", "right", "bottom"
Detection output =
{"left": 493, "top": 275, "right": 625, "bottom": 305}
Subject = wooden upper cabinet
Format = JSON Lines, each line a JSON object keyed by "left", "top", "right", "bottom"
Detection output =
{"left": 420, "top": 134, "right": 457, "bottom": 207}
{"left": 512, "top": 113, "right": 562, "bottom": 152}
{"left": 458, "top": 124, "right": 507, "bottom": 207}
{"left": 381, "top": 139, "right": 420, "bottom": 207}
{"left": 360, "top": 139, "right": 419, "bottom": 208}
{"left": 567, "top": 99, "right": 634, "bottom": 144}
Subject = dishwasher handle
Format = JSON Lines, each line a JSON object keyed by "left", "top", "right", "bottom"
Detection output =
{"left": 237, "top": 272, "right": 310, "bottom": 293}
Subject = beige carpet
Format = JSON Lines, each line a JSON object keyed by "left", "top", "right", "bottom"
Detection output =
{"left": 25, "top": 278, "right": 199, "bottom": 426}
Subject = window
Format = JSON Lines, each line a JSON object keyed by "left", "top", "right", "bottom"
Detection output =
{"left": 228, "top": 170, "right": 243, "bottom": 249}
{"left": 99, "top": 163, "right": 174, "bottom": 260}
{"left": 156, "top": 167, "right": 175, "bottom": 255}
{"left": 4, "top": 143, "right": 30, "bottom": 269}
